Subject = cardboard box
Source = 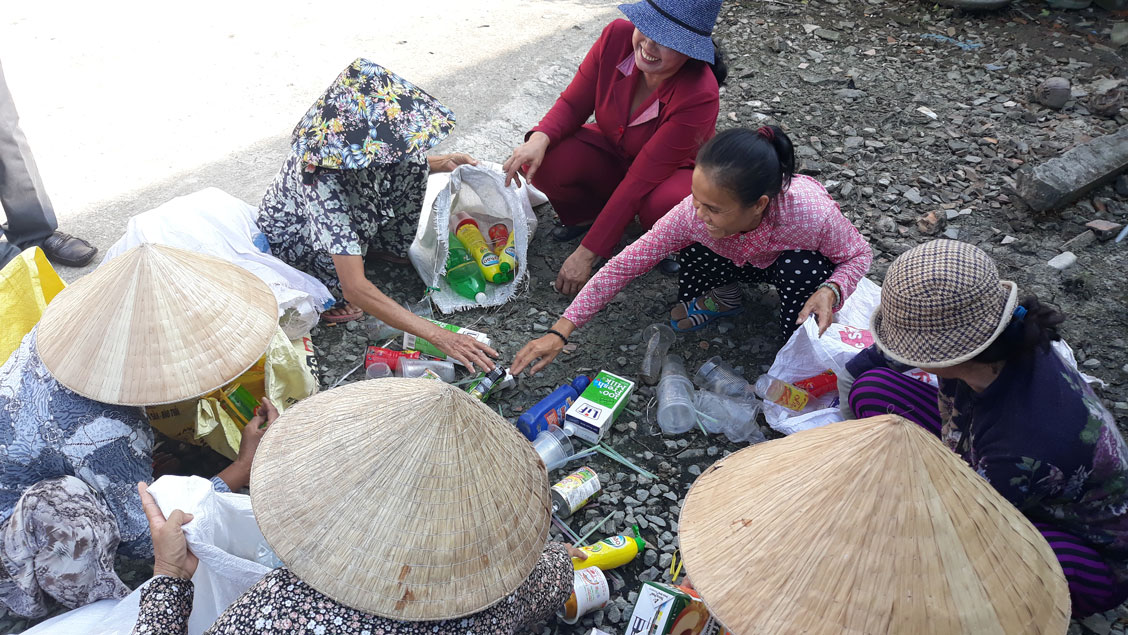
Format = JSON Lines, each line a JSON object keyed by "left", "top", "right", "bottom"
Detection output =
{"left": 564, "top": 370, "right": 635, "bottom": 443}
{"left": 626, "top": 582, "right": 725, "bottom": 635}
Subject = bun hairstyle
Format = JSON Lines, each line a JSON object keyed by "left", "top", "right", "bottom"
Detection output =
{"left": 695, "top": 126, "right": 796, "bottom": 207}
{"left": 709, "top": 39, "right": 728, "bottom": 85}
{"left": 974, "top": 295, "right": 1065, "bottom": 364}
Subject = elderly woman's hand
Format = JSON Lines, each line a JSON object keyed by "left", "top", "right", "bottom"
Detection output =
{"left": 429, "top": 153, "right": 478, "bottom": 173}
{"left": 139, "top": 482, "right": 198, "bottom": 580}
{"left": 796, "top": 284, "right": 837, "bottom": 336}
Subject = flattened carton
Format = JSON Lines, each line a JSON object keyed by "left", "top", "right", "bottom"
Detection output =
{"left": 625, "top": 582, "right": 726, "bottom": 635}
{"left": 564, "top": 370, "right": 635, "bottom": 443}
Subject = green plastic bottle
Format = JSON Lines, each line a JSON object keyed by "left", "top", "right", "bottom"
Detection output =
{"left": 444, "top": 233, "right": 488, "bottom": 303}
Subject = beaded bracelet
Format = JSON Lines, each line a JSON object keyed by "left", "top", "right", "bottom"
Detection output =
{"left": 546, "top": 329, "right": 569, "bottom": 345}
{"left": 817, "top": 282, "right": 842, "bottom": 307}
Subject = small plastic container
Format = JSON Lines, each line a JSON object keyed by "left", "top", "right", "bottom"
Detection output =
{"left": 396, "top": 358, "right": 456, "bottom": 383}
{"left": 754, "top": 375, "right": 812, "bottom": 412}
{"left": 365, "top": 362, "right": 392, "bottom": 379}
{"left": 639, "top": 323, "right": 676, "bottom": 386}
{"left": 532, "top": 425, "right": 574, "bottom": 471}
{"left": 657, "top": 354, "right": 696, "bottom": 434}
{"left": 693, "top": 356, "right": 754, "bottom": 399}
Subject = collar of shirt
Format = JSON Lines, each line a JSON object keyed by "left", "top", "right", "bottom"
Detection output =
{"left": 617, "top": 54, "right": 664, "bottom": 127}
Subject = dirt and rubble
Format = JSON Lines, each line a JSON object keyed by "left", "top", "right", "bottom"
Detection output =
{"left": 4, "top": 0, "right": 1127, "bottom": 632}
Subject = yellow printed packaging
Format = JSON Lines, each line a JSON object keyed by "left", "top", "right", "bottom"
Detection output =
{"left": 454, "top": 216, "right": 510, "bottom": 283}
{"left": 0, "top": 247, "right": 65, "bottom": 365}
{"left": 494, "top": 230, "right": 517, "bottom": 282}
{"left": 572, "top": 526, "right": 645, "bottom": 570}
{"left": 147, "top": 326, "right": 318, "bottom": 460}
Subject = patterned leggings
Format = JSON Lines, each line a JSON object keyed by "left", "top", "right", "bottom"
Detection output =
{"left": 0, "top": 476, "right": 130, "bottom": 617}
{"left": 678, "top": 244, "right": 835, "bottom": 340}
{"left": 849, "top": 367, "right": 1128, "bottom": 617}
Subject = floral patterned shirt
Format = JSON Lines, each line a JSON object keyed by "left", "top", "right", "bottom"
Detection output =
{"left": 936, "top": 349, "right": 1128, "bottom": 582}
{"left": 562, "top": 175, "right": 872, "bottom": 327}
{"left": 132, "top": 543, "right": 574, "bottom": 635}
{"left": 0, "top": 328, "right": 229, "bottom": 559}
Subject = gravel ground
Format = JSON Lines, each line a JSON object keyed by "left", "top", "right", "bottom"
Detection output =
{"left": 4, "top": 0, "right": 1127, "bottom": 633}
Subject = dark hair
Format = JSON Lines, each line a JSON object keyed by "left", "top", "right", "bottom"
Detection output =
{"left": 695, "top": 126, "right": 796, "bottom": 207}
{"left": 973, "top": 295, "right": 1064, "bottom": 363}
{"left": 708, "top": 39, "right": 728, "bottom": 85}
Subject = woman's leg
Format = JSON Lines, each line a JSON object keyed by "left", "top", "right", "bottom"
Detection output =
{"left": 0, "top": 477, "right": 130, "bottom": 617}
{"left": 764, "top": 249, "right": 836, "bottom": 340}
{"left": 1032, "top": 522, "right": 1128, "bottom": 617}
{"left": 530, "top": 134, "right": 626, "bottom": 227}
{"left": 670, "top": 243, "right": 749, "bottom": 330}
{"left": 848, "top": 367, "right": 943, "bottom": 437}
{"left": 636, "top": 167, "right": 694, "bottom": 229}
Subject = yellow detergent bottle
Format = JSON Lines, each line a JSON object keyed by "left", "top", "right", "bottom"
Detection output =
{"left": 452, "top": 212, "right": 510, "bottom": 283}
{"left": 572, "top": 526, "right": 646, "bottom": 571}
{"left": 495, "top": 230, "right": 517, "bottom": 282}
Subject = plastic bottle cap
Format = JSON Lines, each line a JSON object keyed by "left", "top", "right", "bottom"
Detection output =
{"left": 475, "top": 292, "right": 487, "bottom": 303}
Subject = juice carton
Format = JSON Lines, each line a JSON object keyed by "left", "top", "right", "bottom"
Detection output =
{"left": 402, "top": 319, "right": 491, "bottom": 366}
{"left": 564, "top": 370, "right": 635, "bottom": 444}
{"left": 626, "top": 582, "right": 726, "bottom": 635}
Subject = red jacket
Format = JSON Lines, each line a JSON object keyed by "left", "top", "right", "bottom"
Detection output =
{"left": 532, "top": 19, "right": 720, "bottom": 258}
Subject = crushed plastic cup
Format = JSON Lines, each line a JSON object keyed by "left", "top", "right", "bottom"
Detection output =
{"left": 639, "top": 323, "right": 676, "bottom": 385}
{"left": 365, "top": 362, "right": 392, "bottom": 379}
{"left": 657, "top": 354, "right": 696, "bottom": 434}
{"left": 532, "top": 425, "right": 574, "bottom": 471}
{"left": 696, "top": 391, "right": 766, "bottom": 444}
{"left": 693, "top": 355, "right": 754, "bottom": 399}
{"left": 396, "top": 358, "right": 456, "bottom": 383}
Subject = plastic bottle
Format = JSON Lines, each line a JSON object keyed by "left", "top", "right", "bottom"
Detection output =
{"left": 444, "top": 233, "right": 488, "bottom": 302}
{"left": 396, "top": 358, "right": 456, "bottom": 383}
{"left": 572, "top": 526, "right": 646, "bottom": 571}
{"left": 515, "top": 376, "right": 591, "bottom": 441}
{"left": 467, "top": 366, "right": 506, "bottom": 401}
{"left": 452, "top": 212, "right": 510, "bottom": 283}
{"left": 693, "top": 356, "right": 754, "bottom": 399}
{"left": 494, "top": 230, "right": 517, "bottom": 282}
{"left": 488, "top": 222, "right": 509, "bottom": 251}
{"left": 639, "top": 323, "right": 676, "bottom": 385}
{"left": 793, "top": 370, "right": 838, "bottom": 397}
{"left": 754, "top": 375, "right": 812, "bottom": 412}
{"left": 657, "top": 354, "right": 696, "bottom": 434}
{"left": 693, "top": 390, "right": 766, "bottom": 444}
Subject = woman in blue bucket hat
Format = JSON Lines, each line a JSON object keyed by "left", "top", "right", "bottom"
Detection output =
{"left": 503, "top": 0, "right": 726, "bottom": 295}
{"left": 258, "top": 59, "right": 497, "bottom": 371}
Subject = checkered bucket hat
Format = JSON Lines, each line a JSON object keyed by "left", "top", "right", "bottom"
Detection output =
{"left": 871, "top": 240, "right": 1017, "bottom": 368}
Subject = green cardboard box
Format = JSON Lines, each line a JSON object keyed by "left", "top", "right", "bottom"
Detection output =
{"left": 564, "top": 370, "right": 635, "bottom": 443}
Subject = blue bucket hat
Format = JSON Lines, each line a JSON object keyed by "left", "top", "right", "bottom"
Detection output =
{"left": 618, "top": 0, "right": 723, "bottom": 63}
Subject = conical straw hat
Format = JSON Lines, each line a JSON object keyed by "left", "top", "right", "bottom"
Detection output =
{"left": 679, "top": 415, "right": 1070, "bottom": 635}
{"left": 36, "top": 243, "right": 277, "bottom": 406}
{"left": 250, "top": 378, "right": 551, "bottom": 620}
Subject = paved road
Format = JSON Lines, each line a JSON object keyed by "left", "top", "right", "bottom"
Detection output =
{"left": 1, "top": 0, "right": 616, "bottom": 280}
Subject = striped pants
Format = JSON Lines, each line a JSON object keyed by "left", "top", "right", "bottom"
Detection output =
{"left": 849, "top": 367, "right": 1128, "bottom": 617}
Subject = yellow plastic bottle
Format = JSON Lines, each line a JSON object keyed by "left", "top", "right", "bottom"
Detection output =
{"left": 494, "top": 230, "right": 517, "bottom": 282}
{"left": 572, "top": 526, "right": 646, "bottom": 571}
{"left": 452, "top": 212, "right": 509, "bottom": 283}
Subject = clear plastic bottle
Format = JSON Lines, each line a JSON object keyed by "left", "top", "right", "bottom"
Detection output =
{"left": 692, "top": 390, "right": 766, "bottom": 443}
{"left": 693, "top": 356, "right": 755, "bottom": 399}
{"left": 754, "top": 375, "right": 813, "bottom": 412}
{"left": 656, "top": 354, "right": 696, "bottom": 434}
{"left": 639, "top": 323, "right": 676, "bottom": 385}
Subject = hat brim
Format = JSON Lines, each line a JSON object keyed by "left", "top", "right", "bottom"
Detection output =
{"left": 870, "top": 280, "right": 1018, "bottom": 369}
{"left": 619, "top": 3, "right": 716, "bottom": 63}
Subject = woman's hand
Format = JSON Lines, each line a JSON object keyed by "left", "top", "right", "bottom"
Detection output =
{"left": 512, "top": 334, "right": 566, "bottom": 376}
{"left": 429, "top": 153, "right": 478, "bottom": 173}
{"left": 139, "top": 482, "right": 198, "bottom": 580}
{"left": 431, "top": 330, "right": 499, "bottom": 372}
{"left": 795, "top": 285, "right": 836, "bottom": 336}
{"left": 502, "top": 132, "right": 550, "bottom": 187}
{"left": 556, "top": 246, "right": 596, "bottom": 296}
{"left": 236, "top": 398, "right": 278, "bottom": 465}
{"left": 564, "top": 544, "right": 588, "bottom": 561}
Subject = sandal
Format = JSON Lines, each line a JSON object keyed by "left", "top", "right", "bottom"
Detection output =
{"left": 669, "top": 295, "right": 744, "bottom": 333}
{"left": 322, "top": 303, "right": 364, "bottom": 324}
{"left": 550, "top": 223, "right": 591, "bottom": 242}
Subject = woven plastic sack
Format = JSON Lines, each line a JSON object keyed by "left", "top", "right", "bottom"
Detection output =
{"left": 0, "top": 247, "right": 65, "bottom": 365}
{"left": 23, "top": 475, "right": 270, "bottom": 635}
{"left": 409, "top": 162, "right": 539, "bottom": 314}
{"left": 103, "top": 188, "right": 334, "bottom": 339}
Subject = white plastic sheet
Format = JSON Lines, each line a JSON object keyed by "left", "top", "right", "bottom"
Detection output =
{"left": 103, "top": 188, "right": 334, "bottom": 339}
{"left": 410, "top": 162, "right": 540, "bottom": 314}
{"left": 23, "top": 475, "right": 270, "bottom": 635}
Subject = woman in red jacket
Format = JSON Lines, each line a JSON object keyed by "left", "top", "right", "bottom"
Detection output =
{"left": 502, "top": 0, "right": 725, "bottom": 295}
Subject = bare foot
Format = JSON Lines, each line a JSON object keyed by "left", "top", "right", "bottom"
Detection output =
{"left": 322, "top": 303, "right": 364, "bottom": 324}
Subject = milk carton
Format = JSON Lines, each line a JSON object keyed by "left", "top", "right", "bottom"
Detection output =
{"left": 625, "top": 581, "right": 727, "bottom": 635}
{"left": 564, "top": 370, "right": 635, "bottom": 443}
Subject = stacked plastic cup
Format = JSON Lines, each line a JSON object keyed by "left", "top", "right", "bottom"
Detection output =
{"left": 657, "top": 354, "right": 696, "bottom": 434}
{"left": 692, "top": 390, "right": 766, "bottom": 443}
{"left": 693, "top": 356, "right": 755, "bottom": 400}
{"left": 639, "top": 323, "right": 676, "bottom": 386}
{"left": 532, "top": 425, "right": 574, "bottom": 471}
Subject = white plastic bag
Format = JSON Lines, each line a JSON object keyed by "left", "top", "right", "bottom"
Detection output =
{"left": 23, "top": 475, "right": 271, "bottom": 635}
{"left": 410, "top": 163, "right": 538, "bottom": 314}
{"left": 103, "top": 188, "right": 335, "bottom": 339}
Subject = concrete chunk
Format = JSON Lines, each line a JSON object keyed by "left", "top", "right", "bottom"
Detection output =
{"left": 1047, "top": 252, "right": 1077, "bottom": 270}
{"left": 1086, "top": 219, "right": 1124, "bottom": 239}
{"left": 1016, "top": 127, "right": 1128, "bottom": 212}
{"left": 1062, "top": 230, "right": 1096, "bottom": 251}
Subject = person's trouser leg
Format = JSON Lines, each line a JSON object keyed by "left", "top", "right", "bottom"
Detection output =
{"left": 1032, "top": 522, "right": 1128, "bottom": 617}
{"left": 368, "top": 152, "right": 429, "bottom": 258}
{"left": 636, "top": 167, "right": 694, "bottom": 230}
{"left": 848, "top": 367, "right": 943, "bottom": 436}
{"left": 530, "top": 134, "right": 626, "bottom": 227}
{"left": 763, "top": 249, "right": 836, "bottom": 340}
{"left": 0, "top": 476, "right": 130, "bottom": 617}
{"left": 677, "top": 243, "right": 746, "bottom": 303}
{"left": 0, "top": 61, "right": 57, "bottom": 256}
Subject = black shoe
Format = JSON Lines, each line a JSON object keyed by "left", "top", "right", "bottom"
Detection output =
{"left": 550, "top": 223, "right": 590, "bottom": 242}
{"left": 40, "top": 231, "right": 97, "bottom": 267}
{"left": 658, "top": 256, "right": 680, "bottom": 276}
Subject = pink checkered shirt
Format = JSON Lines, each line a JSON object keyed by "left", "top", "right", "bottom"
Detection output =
{"left": 563, "top": 175, "right": 873, "bottom": 328}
